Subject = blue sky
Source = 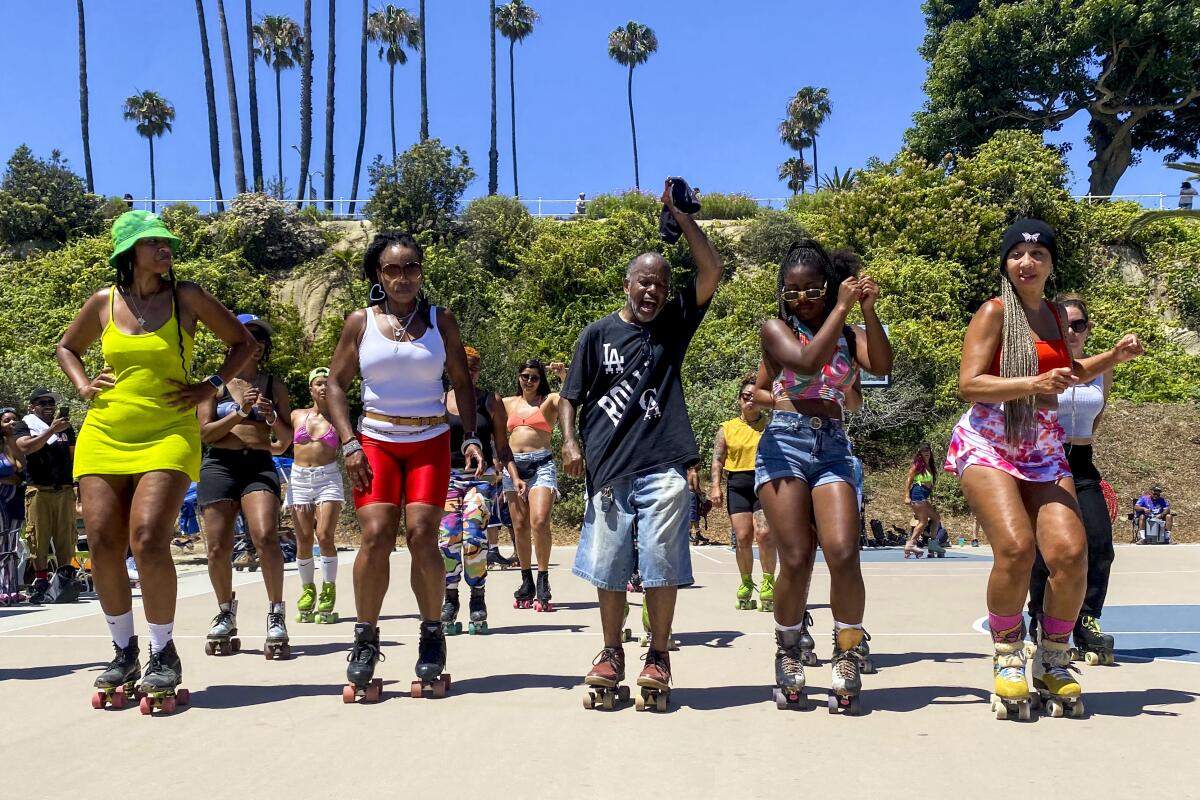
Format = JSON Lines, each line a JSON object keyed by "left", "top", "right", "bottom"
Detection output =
{"left": 0, "top": 1, "right": 1186, "bottom": 211}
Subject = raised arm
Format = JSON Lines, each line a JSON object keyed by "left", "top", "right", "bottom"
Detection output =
{"left": 663, "top": 179, "right": 722, "bottom": 306}
{"left": 853, "top": 278, "right": 893, "bottom": 377}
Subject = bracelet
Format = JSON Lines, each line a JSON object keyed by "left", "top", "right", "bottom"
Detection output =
{"left": 341, "top": 439, "right": 363, "bottom": 457}
{"left": 264, "top": 413, "right": 278, "bottom": 426}
{"left": 460, "top": 436, "right": 482, "bottom": 456}
{"left": 236, "top": 406, "right": 251, "bottom": 418}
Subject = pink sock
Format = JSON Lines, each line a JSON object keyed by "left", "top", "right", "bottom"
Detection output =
{"left": 1041, "top": 614, "right": 1074, "bottom": 642}
{"left": 988, "top": 612, "right": 1024, "bottom": 643}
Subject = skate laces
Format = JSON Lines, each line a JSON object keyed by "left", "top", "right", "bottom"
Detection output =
{"left": 1082, "top": 615, "right": 1102, "bottom": 635}
{"left": 212, "top": 609, "right": 235, "bottom": 628}
{"left": 268, "top": 611, "right": 285, "bottom": 629}
{"left": 348, "top": 637, "right": 384, "bottom": 664}
{"left": 593, "top": 647, "right": 624, "bottom": 669}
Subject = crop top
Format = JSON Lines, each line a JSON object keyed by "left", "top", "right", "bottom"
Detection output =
{"left": 507, "top": 400, "right": 552, "bottom": 433}
{"left": 987, "top": 300, "right": 1072, "bottom": 376}
{"left": 1057, "top": 374, "right": 1104, "bottom": 439}
{"left": 293, "top": 411, "right": 338, "bottom": 448}
{"left": 773, "top": 320, "right": 856, "bottom": 406}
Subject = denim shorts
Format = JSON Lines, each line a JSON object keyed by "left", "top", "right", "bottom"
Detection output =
{"left": 573, "top": 464, "right": 694, "bottom": 591}
{"left": 502, "top": 449, "right": 559, "bottom": 495}
{"left": 754, "top": 412, "right": 857, "bottom": 492}
{"left": 909, "top": 484, "right": 932, "bottom": 503}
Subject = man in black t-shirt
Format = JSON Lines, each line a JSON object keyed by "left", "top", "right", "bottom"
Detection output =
{"left": 561, "top": 178, "right": 722, "bottom": 702}
{"left": 14, "top": 388, "right": 78, "bottom": 603}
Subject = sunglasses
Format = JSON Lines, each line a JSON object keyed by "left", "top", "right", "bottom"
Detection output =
{"left": 518, "top": 373, "right": 541, "bottom": 382}
{"left": 1067, "top": 319, "right": 1089, "bottom": 334}
{"left": 380, "top": 261, "right": 423, "bottom": 279}
{"left": 781, "top": 285, "right": 827, "bottom": 302}
{"left": 739, "top": 393, "right": 755, "bottom": 402}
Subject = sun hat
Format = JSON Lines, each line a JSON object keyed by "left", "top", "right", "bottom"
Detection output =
{"left": 109, "top": 210, "right": 180, "bottom": 267}
{"left": 308, "top": 367, "right": 330, "bottom": 384}
{"left": 237, "top": 313, "right": 275, "bottom": 336}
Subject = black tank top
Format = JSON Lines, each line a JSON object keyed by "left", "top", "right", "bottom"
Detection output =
{"left": 447, "top": 389, "right": 494, "bottom": 469}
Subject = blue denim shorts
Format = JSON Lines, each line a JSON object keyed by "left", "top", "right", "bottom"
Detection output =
{"left": 909, "top": 484, "right": 932, "bottom": 503}
{"left": 754, "top": 411, "right": 857, "bottom": 492}
{"left": 502, "top": 449, "right": 559, "bottom": 495}
{"left": 573, "top": 465, "right": 694, "bottom": 591}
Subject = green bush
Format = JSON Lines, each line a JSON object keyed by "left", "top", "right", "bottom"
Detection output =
{"left": 211, "top": 193, "right": 327, "bottom": 272}
{"left": 364, "top": 139, "right": 476, "bottom": 237}
{"left": 735, "top": 209, "right": 809, "bottom": 266}
{"left": 455, "top": 194, "right": 536, "bottom": 279}
{"left": 584, "top": 191, "right": 658, "bottom": 221}
{"left": 694, "top": 192, "right": 760, "bottom": 220}
{"left": 0, "top": 145, "right": 101, "bottom": 248}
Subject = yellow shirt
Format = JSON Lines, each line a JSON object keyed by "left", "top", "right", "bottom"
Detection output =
{"left": 720, "top": 414, "right": 767, "bottom": 473}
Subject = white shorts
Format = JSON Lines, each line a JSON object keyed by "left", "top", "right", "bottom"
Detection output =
{"left": 286, "top": 462, "right": 345, "bottom": 507}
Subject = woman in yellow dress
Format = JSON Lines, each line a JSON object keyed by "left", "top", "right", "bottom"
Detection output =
{"left": 58, "top": 211, "right": 255, "bottom": 710}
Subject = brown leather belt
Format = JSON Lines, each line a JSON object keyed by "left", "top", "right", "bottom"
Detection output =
{"left": 363, "top": 411, "right": 447, "bottom": 427}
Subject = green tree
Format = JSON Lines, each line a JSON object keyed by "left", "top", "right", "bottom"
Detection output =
{"left": 496, "top": 0, "right": 539, "bottom": 198}
{"left": 253, "top": 14, "right": 303, "bottom": 199}
{"left": 363, "top": 138, "right": 475, "bottom": 235}
{"left": 909, "top": 0, "right": 1200, "bottom": 196}
{"left": 783, "top": 86, "right": 831, "bottom": 190}
{"left": 367, "top": 5, "right": 421, "bottom": 161}
{"left": 349, "top": 0, "right": 368, "bottom": 215}
{"left": 777, "top": 155, "right": 811, "bottom": 196}
{"left": 75, "top": 0, "right": 93, "bottom": 193}
{"left": 323, "top": 0, "right": 336, "bottom": 211}
{"left": 216, "top": 0, "right": 248, "bottom": 194}
{"left": 607, "top": 21, "right": 657, "bottom": 191}
{"left": 245, "top": 0, "right": 265, "bottom": 191}
{"left": 0, "top": 145, "right": 101, "bottom": 246}
{"left": 296, "top": 0, "right": 313, "bottom": 204}
{"left": 195, "top": 0, "right": 225, "bottom": 211}
{"left": 122, "top": 90, "right": 176, "bottom": 212}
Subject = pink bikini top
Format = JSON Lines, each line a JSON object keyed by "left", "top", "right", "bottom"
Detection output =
{"left": 773, "top": 319, "right": 856, "bottom": 407}
{"left": 293, "top": 412, "right": 338, "bottom": 448}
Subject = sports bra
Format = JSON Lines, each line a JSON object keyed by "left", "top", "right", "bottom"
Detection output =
{"left": 773, "top": 319, "right": 856, "bottom": 407}
{"left": 987, "top": 300, "right": 1072, "bottom": 376}
{"left": 508, "top": 400, "right": 552, "bottom": 433}
{"left": 293, "top": 411, "right": 338, "bottom": 448}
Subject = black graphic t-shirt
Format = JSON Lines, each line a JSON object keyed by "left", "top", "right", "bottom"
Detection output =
{"left": 561, "top": 281, "right": 711, "bottom": 491}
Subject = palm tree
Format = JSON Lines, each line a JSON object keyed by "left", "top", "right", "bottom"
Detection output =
{"left": 367, "top": 5, "right": 421, "bottom": 160}
{"left": 323, "top": 0, "right": 335, "bottom": 211}
{"left": 487, "top": 0, "right": 497, "bottom": 196}
{"left": 496, "top": 1, "right": 539, "bottom": 198}
{"left": 785, "top": 86, "right": 831, "bottom": 190}
{"left": 778, "top": 156, "right": 812, "bottom": 196}
{"left": 216, "top": 0, "right": 247, "bottom": 194}
{"left": 607, "top": 21, "right": 657, "bottom": 191}
{"left": 195, "top": 0, "right": 225, "bottom": 211}
{"left": 253, "top": 15, "right": 303, "bottom": 199}
{"left": 245, "top": 0, "right": 265, "bottom": 191}
{"left": 123, "top": 91, "right": 176, "bottom": 212}
{"left": 418, "top": 0, "right": 428, "bottom": 141}
{"left": 348, "top": 0, "right": 368, "bottom": 215}
{"left": 296, "top": 0, "right": 313, "bottom": 204}
{"left": 75, "top": 0, "right": 94, "bottom": 193}
{"left": 778, "top": 115, "right": 812, "bottom": 193}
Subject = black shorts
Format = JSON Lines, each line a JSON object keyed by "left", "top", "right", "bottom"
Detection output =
{"left": 726, "top": 471, "right": 760, "bottom": 516}
{"left": 197, "top": 447, "right": 281, "bottom": 507}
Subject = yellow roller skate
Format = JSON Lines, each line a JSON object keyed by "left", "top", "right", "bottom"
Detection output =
{"left": 295, "top": 583, "right": 316, "bottom": 623}
{"left": 990, "top": 640, "right": 1032, "bottom": 720}
{"left": 734, "top": 574, "right": 756, "bottom": 610}
{"left": 1033, "top": 635, "right": 1085, "bottom": 718}
{"left": 758, "top": 573, "right": 774, "bottom": 613}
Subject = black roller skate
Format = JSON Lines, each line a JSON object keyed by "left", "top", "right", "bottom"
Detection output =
{"left": 137, "top": 640, "right": 189, "bottom": 715}
{"left": 411, "top": 620, "right": 451, "bottom": 697}
{"left": 486, "top": 548, "right": 517, "bottom": 570}
{"left": 1072, "top": 615, "right": 1115, "bottom": 666}
{"left": 468, "top": 586, "right": 488, "bottom": 635}
{"left": 26, "top": 576, "right": 49, "bottom": 605}
{"left": 441, "top": 587, "right": 462, "bottom": 635}
{"left": 799, "top": 611, "right": 818, "bottom": 667}
{"left": 772, "top": 628, "right": 808, "bottom": 710}
{"left": 264, "top": 601, "right": 291, "bottom": 660}
{"left": 855, "top": 628, "right": 876, "bottom": 674}
{"left": 205, "top": 593, "right": 240, "bottom": 655}
{"left": 533, "top": 570, "right": 555, "bottom": 612}
{"left": 91, "top": 637, "right": 141, "bottom": 710}
{"left": 343, "top": 622, "right": 385, "bottom": 703}
{"left": 513, "top": 569, "right": 535, "bottom": 609}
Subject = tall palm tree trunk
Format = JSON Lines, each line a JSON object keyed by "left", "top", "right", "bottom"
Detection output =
{"left": 348, "top": 0, "right": 368, "bottom": 215}
{"left": 216, "top": 0, "right": 246, "bottom": 194}
{"left": 246, "top": 0, "right": 265, "bottom": 191}
{"left": 487, "top": 0, "right": 497, "bottom": 196}
{"left": 148, "top": 138, "right": 157, "bottom": 213}
{"left": 626, "top": 64, "right": 640, "bottom": 191}
{"left": 811, "top": 137, "right": 819, "bottom": 192}
{"left": 323, "top": 0, "right": 335, "bottom": 211}
{"left": 297, "top": 0, "right": 312, "bottom": 203}
{"left": 275, "top": 66, "right": 284, "bottom": 199}
{"left": 418, "top": 0, "right": 428, "bottom": 141}
{"left": 76, "top": 0, "right": 93, "bottom": 193}
{"left": 388, "top": 66, "right": 398, "bottom": 159}
{"left": 196, "top": 0, "right": 225, "bottom": 211}
{"left": 508, "top": 39, "right": 519, "bottom": 197}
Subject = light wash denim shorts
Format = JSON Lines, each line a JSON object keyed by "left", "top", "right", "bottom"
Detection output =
{"left": 573, "top": 464, "right": 694, "bottom": 591}
{"left": 754, "top": 411, "right": 857, "bottom": 492}
{"left": 502, "top": 448, "right": 559, "bottom": 495}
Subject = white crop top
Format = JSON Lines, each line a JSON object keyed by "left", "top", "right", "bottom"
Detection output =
{"left": 1057, "top": 374, "right": 1104, "bottom": 439}
{"left": 358, "top": 305, "right": 448, "bottom": 442}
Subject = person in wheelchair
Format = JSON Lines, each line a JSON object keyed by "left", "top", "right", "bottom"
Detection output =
{"left": 1134, "top": 486, "right": 1172, "bottom": 543}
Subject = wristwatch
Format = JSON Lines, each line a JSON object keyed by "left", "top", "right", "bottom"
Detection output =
{"left": 205, "top": 375, "right": 225, "bottom": 394}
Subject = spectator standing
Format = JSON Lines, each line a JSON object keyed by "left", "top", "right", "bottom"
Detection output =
{"left": 1179, "top": 182, "right": 1196, "bottom": 210}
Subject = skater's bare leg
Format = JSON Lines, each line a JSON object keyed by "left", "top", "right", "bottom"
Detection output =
{"left": 962, "top": 467, "right": 1037, "bottom": 615}
{"left": 731, "top": 512, "right": 755, "bottom": 577}
{"left": 292, "top": 504, "right": 316, "bottom": 560}
{"left": 645, "top": 586, "right": 678, "bottom": 652}
{"left": 80, "top": 475, "right": 133, "bottom": 616}
{"left": 759, "top": 477, "right": 816, "bottom": 627}
{"left": 404, "top": 503, "right": 445, "bottom": 621}
{"left": 354, "top": 504, "right": 400, "bottom": 624}
{"left": 202, "top": 500, "right": 239, "bottom": 605}
{"left": 242, "top": 490, "right": 283, "bottom": 603}
{"left": 812, "top": 481, "right": 864, "bottom": 624}
{"left": 129, "top": 472, "right": 190, "bottom": 623}
{"left": 598, "top": 588, "right": 627, "bottom": 648}
{"left": 753, "top": 510, "right": 776, "bottom": 575}
{"left": 528, "top": 487, "right": 554, "bottom": 572}
{"left": 1027, "top": 478, "right": 1086, "bottom": 623}
{"left": 315, "top": 501, "right": 342, "bottom": 557}
{"left": 507, "top": 491, "right": 532, "bottom": 569}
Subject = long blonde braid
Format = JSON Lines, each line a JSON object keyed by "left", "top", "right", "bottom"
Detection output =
{"left": 999, "top": 275, "right": 1038, "bottom": 444}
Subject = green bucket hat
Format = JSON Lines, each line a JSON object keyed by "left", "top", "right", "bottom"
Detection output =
{"left": 109, "top": 210, "right": 181, "bottom": 267}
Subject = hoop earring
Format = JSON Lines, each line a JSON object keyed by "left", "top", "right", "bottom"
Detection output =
{"left": 369, "top": 282, "right": 385, "bottom": 303}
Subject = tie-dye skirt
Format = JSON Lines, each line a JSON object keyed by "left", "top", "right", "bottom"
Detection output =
{"left": 943, "top": 403, "right": 1069, "bottom": 483}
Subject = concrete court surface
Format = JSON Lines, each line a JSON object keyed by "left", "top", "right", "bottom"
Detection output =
{"left": 2, "top": 543, "right": 1197, "bottom": 799}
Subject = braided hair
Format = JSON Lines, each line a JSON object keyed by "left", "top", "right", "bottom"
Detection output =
{"left": 362, "top": 231, "right": 432, "bottom": 324}
{"left": 776, "top": 239, "right": 857, "bottom": 323}
{"left": 998, "top": 272, "right": 1039, "bottom": 444}
{"left": 114, "top": 251, "right": 188, "bottom": 378}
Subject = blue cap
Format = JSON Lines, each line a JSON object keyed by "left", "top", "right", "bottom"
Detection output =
{"left": 237, "top": 313, "right": 274, "bottom": 336}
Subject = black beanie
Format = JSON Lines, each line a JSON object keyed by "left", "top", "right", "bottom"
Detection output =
{"left": 999, "top": 219, "right": 1058, "bottom": 270}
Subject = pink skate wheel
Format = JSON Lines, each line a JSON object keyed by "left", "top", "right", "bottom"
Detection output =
{"left": 176, "top": 688, "right": 189, "bottom": 705}
{"left": 91, "top": 692, "right": 105, "bottom": 710}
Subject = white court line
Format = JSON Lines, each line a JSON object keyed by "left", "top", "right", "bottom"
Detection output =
{"left": 690, "top": 547, "right": 722, "bottom": 564}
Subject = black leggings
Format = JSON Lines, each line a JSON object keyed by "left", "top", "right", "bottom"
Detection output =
{"left": 1028, "top": 445, "right": 1114, "bottom": 620}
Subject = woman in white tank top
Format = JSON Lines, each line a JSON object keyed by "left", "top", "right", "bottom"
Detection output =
{"left": 325, "top": 232, "right": 483, "bottom": 700}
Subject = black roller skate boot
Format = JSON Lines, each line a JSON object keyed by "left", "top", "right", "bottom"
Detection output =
{"left": 27, "top": 576, "right": 49, "bottom": 604}
{"left": 486, "top": 547, "right": 516, "bottom": 570}
{"left": 344, "top": 622, "right": 385, "bottom": 703}
{"left": 441, "top": 587, "right": 462, "bottom": 635}
{"left": 411, "top": 620, "right": 450, "bottom": 697}
{"left": 92, "top": 637, "right": 141, "bottom": 710}
{"left": 534, "top": 570, "right": 554, "bottom": 612}
{"left": 468, "top": 586, "right": 488, "bottom": 635}
{"left": 1073, "top": 615, "right": 1115, "bottom": 666}
{"left": 799, "top": 611, "right": 818, "bottom": 666}
{"left": 138, "top": 640, "right": 188, "bottom": 715}
{"left": 513, "top": 569, "right": 535, "bottom": 609}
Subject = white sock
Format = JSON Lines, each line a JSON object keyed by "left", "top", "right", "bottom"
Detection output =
{"left": 297, "top": 557, "right": 315, "bottom": 585}
{"left": 775, "top": 620, "right": 806, "bottom": 632}
{"left": 147, "top": 621, "right": 174, "bottom": 655}
{"left": 834, "top": 621, "right": 863, "bottom": 631}
{"left": 105, "top": 611, "right": 135, "bottom": 649}
{"left": 320, "top": 555, "right": 338, "bottom": 584}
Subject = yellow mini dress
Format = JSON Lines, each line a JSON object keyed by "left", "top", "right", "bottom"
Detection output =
{"left": 73, "top": 288, "right": 201, "bottom": 481}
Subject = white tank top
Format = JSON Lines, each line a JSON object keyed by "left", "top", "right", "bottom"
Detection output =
{"left": 1057, "top": 374, "right": 1104, "bottom": 439}
{"left": 358, "top": 304, "right": 448, "bottom": 443}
